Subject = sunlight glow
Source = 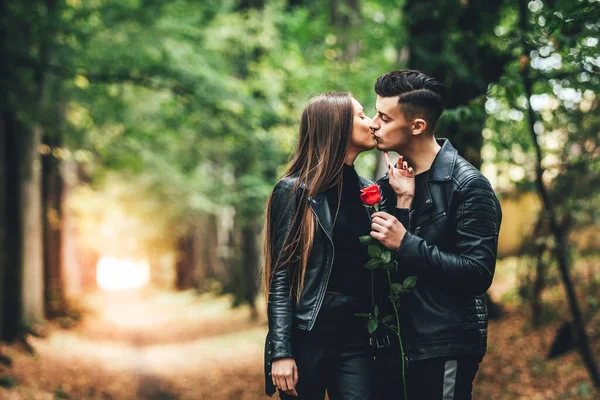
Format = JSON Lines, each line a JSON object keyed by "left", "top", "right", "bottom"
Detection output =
{"left": 96, "top": 256, "right": 150, "bottom": 291}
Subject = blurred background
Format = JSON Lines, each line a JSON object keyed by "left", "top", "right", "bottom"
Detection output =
{"left": 0, "top": 0, "right": 599, "bottom": 399}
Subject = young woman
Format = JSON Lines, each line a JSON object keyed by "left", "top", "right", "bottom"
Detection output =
{"left": 263, "top": 92, "right": 378, "bottom": 399}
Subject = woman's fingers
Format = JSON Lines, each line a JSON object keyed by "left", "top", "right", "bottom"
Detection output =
{"left": 293, "top": 363, "right": 299, "bottom": 387}
{"left": 275, "top": 376, "right": 283, "bottom": 391}
{"left": 286, "top": 376, "right": 298, "bottom": 396}
{"left": 402, "top": 161, "right": 408, "bottom": 170}
{"left": 280, "top": 376, "right": 290, "bottom": 393}
{"left": 383, "top": 151, "right": 392, "bottom": 167}
{"left": 397, "top": 155, "right": 403, "bottom": 168}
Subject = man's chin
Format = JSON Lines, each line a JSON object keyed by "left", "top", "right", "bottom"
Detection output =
{"left": 376, "top": 142, "right": 390, "bottom": 152}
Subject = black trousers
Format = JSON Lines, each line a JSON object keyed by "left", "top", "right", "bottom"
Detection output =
{"left": 279, "top": 293, "right": 373, "bottom": 400}
{"left": 373, "top": 341, "right": 481, "bottom": 400}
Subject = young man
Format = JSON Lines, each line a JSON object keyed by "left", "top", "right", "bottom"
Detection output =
{"left": 368, "top": 70, "right": 502, "bottom": 400}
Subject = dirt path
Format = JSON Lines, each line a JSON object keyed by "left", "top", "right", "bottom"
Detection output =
{"left": 1, "top": 288, "right": 598, "bottom": 399}
{"left": 1, "top": 290, "right": 268, "bottom": 400}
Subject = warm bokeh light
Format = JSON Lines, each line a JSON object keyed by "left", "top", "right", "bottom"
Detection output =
{"left": 96, "top": 256, "right": 150, "bottom": 291}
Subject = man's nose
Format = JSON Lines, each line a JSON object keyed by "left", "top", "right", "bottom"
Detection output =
{"left": 370, "top": 118, "right": 380, "bottom": 131}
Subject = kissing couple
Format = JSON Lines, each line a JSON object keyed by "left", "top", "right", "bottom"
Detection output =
{"left": 263, "top": 70, "right": 502, "bottom": 400}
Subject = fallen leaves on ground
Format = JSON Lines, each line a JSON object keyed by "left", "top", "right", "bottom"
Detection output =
{"left": 0, "top": 282, "right": 597, "bottom": 400}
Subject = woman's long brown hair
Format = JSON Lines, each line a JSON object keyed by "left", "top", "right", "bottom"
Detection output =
{"left": 263, "top": 92, "right": 354, "bottom": 303}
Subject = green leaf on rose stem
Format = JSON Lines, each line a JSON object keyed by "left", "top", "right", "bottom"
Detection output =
{"left": 368, "top": 245, "right": 382, "bottom": 258}
{"left": 355, "top": 313, "right": 371, "bottom": 318}
{"left": 381, "top": 251, "right": 392, "bottom": 264}
{"left": 374, "top": 304, "right": 379, "bottom": 318}
{"left": 368, "top": 318, "right": 378, "bottom": 334}
{"left": 359, "top": 235, "right": 378, "bottom": 245}
{"left": 374, "top": 204, "right": 380, "bottom": 212}
{"left": 391, "top": 283, "right": 404, "bottom": 294}
{"left": 388, "top": 294, "right": 400, "bottom": 302}
{"left": 365, "top": 258, "right": 381, "bottom": 270}
{"left": 382, "top": 315, "right": 395, "bottom": 324}
{"left": 403, "top": 276, "right": 417, "bottom": 289}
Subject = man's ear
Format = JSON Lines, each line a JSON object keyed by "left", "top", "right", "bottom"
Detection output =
{"left": 411, "top": 118, "right": 427, "bottom": 136}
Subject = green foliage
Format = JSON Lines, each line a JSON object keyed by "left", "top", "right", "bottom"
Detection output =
{"left": 5, "top": 0, "right": 598, "bottom": 306}
{"left": 483, "top": 0, "right": 600, "bottom": 235}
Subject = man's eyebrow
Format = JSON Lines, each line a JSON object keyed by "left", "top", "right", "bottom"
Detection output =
{"left": 378, "top": 110, "right": 392, "bottom": 118}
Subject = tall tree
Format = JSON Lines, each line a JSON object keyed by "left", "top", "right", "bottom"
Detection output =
{"left": 517, "top": 0, "right": 600, "bottom": 388}
{"left": 42, "top": 134, "right": 67, "bottom": 318}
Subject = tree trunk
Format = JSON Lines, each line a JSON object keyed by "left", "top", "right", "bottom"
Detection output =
{"left": 20, "top": 126, "right": 45, "bottom": 327}
{"left": 175, "top": 229, "right": 196, "bottom": 290}
{"left": 531, "top": 242, "right": 547, "bottom": 327}
{"left": 228, "top": 210, "right": 259, "bottom": 318}
{"left": 61, "top": 160, "right": 81, "bottom": 298}
{"left": 2, "top": 112, "right": 24, "bottom": 341}
{"left": 204, "top": 213, "right": 224, "bottom": 281}
{"left": 519, "top": 0, "right": 600, "bottom": 387}
{"left": 241, "top": 219, "right": 260, "bottom": 319}
{"left": 0, "top": 113, "right": 6, "bottom": 339}
{"left": 42, "top": 135, "right": 67, "bottom": 318}
{"left": 197, "top": 214, "right": 224, "bottom": 293}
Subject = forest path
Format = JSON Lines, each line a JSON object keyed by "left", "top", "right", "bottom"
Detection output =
{"left": 1, "top": 290, "right": 267, "bottom": 400}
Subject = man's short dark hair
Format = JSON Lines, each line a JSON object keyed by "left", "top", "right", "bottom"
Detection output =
{"left": 375, "top": 70, "right": 446, "bottom": 132}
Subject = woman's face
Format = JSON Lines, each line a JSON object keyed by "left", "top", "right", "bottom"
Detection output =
{"left": 350, "top": 98, "right": 377, "bottom": 152}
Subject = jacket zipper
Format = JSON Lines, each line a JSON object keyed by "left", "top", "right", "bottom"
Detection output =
{"left": 414, "top": 211, "right": 446, "bottom": 235}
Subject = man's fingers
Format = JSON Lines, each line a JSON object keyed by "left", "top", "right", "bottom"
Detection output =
{"left": 372, "top": 216, "right": 393, "bottom": 228}
{"left": 397, "top": 155, "right": 403, "bottom": 169}
{"left": 370, "top": 230, "right": 385, "bottom": 241}
{"left": 371, "top": 222, "right": 384, "bottom": 233}
{"left": 372, "top": 211, "right": 393, "bottom": 220}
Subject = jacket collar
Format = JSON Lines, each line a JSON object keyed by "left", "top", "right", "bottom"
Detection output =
{"left": 308, "top": 168, "right": 374, "bottom": 239}
{"left": 427, "top": 138, "right": 457, "bottom": 182}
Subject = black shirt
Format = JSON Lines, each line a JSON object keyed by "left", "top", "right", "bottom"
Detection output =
{"left": 325, "top": 164, "right": 372, "bottom": 309}
{"left": 413, "top": 170, "right": 429, "bottom": 211}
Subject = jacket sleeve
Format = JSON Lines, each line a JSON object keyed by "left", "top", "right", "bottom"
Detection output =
{"left": 394, "top": 175, "right": 502, "bottom": 295}
{"left": 267, "top": 180, "right": 298, "bottom": 360}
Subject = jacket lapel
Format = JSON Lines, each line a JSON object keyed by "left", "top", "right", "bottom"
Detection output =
{"left": 308, "top": 193, "right": 333, "bottom": 239}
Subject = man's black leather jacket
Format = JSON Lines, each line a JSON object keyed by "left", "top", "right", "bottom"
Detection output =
{"left": 376, "top": 138, "right": 502, "bottom": 364}
{"left": 263, "top": 172, "right": 374, "bottom": 396}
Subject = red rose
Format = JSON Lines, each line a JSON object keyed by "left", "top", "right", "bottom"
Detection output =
{"left": 360, "top": 184, "right": 382, "bottom": 206}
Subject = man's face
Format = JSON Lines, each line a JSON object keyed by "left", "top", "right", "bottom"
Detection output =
{"left": 372, "top": 95, "right": 414, "bottom": 152}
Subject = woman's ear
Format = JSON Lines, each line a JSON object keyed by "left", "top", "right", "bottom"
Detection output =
{"left": 411, "top": 118, "right": 427, "bottom": 136}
